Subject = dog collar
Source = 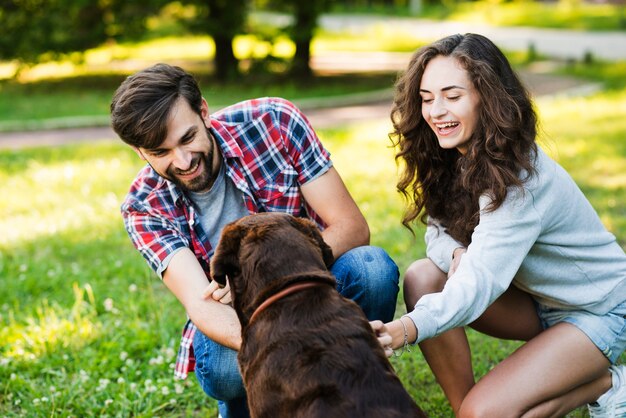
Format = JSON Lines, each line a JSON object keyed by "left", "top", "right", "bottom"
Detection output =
{"left": 249, "top": 281, "right": 327, "bottom": 324}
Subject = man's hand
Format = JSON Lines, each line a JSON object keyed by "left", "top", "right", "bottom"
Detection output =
{"left": 203, "top": 279, "right": 232, "bottom": 305}
{"left": 448, "top": 247, "right": 467, "bottom": 278}
{"left": 370, "top": 320, "right": 393, "bottom": 358}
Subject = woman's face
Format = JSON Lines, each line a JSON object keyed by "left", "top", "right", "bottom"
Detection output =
{"left": 419, "top": 55, "right": 480, "bottom": 154}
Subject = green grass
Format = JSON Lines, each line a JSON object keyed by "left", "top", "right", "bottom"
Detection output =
{"left": 2, "top": 65, "right": 626, "bottom": 415}
{"left": 333, "top": 0, "right": 626, "bottom": 31}
{"left": 0, "top": 71, "right": 397, "bottom": 131}
{"left": 443, "top": 0, "right": 626, "bottom": 31}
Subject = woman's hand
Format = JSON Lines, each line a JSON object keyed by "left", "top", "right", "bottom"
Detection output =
{"left": 449, "top": 247, "right": 467, "bottom": 278}
{"left": 370, "top": 320, "right": 394, "bottom": 358}
{"left": 202, "top": 279, "right": 232, "bottom": 305}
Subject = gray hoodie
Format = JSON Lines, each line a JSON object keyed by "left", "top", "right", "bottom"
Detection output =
{"left": 407, "top": 147, "right": 626, "bottom": 343}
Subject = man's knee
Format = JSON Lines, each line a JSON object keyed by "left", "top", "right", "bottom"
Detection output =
{"left": 193, "top": 333, "right": 245, "bottom": 401}
{"left": 195, "top": 355, "right": 245, "bottom": 401}
{"left": 331, "top": 246, "right": 399, "bottom": 322}
{"left": 332, "top": 245, "right": 399, "bottom": 286}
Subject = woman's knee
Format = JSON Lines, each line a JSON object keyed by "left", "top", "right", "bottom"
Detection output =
{"left": 403, "top": 258, "right": 447, "bottom": 308}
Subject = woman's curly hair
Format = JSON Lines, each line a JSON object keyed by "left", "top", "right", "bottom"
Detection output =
{"left": 390, "top": 33, "right": 537, "bottom": 246}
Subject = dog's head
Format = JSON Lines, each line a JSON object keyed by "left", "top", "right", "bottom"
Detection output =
{"left": 210, "top": 212, "right": 335, "bottom": 325}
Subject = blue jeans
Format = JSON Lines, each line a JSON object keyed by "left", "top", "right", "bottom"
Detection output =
{"left": 193, "top": 245, "right": 399, "bottom": 418}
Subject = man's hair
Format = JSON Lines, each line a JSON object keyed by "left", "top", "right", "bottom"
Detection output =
{"left": 111, "top": 63, "right": 203, "bottom": 149}
{"left": 390, "top": 33, "right": 537, "bottom": 245}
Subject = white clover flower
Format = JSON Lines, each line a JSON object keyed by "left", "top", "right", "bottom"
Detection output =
{"left": 130, "top": 383, "right": 137, "bottom": 391}
{"left": 117, "top": 377, "right": 125, "bottom": 384}
{"left": 161, "top": 386, "right": 170, "bottom": 395}
{"left": 105, "top": 399, "right": 113, "bottom": 406}
{"left": 149, "top": 356, "right": 164, "bottom": 366}
{"left": 103, "top": 298, "right": 114, "bottom": 312}
{"left": 119, "top": 351, "right": 128, "bottom": 361}
{"left": 41, "top": 397, "right": 49, "bottom": 403}
{"left": 174, "top": 383, "right": 184, "bottom": 394}
{"left": 10, "top": 373, "right": 16, "bottom": 380}
{"left": 128, "top": 284, "right": 138, "bottom": 292}
{"left": 97, "top": 378, "right": 110, "bottom": 392}
{"left": 78, "top": 370, "right": 90, "bottom": 383}
{"left": 33, "top": 399, "right": 40, "bottom": 405}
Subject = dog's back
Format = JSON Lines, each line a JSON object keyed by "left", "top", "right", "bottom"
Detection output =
{"left": 239, "top": 284, "right": 426, "bottom": 418}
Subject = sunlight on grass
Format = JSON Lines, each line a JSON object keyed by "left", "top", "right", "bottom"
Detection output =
{"left": 537, "top": 91, "right": 626, "bottom": 190}
{"left": 1, "top": 284, "right": 100, "bottom": 362}
{"left": 0, "top": 151, "right": 138, "bottom": 247}
{"left": 449, "top": 0, "right": 623, "bottom": 30}
{"left": 320, "top": 119, "right": 425, "bottom": 270}
{"left": 1, "top": 79, "right": 625, "bottom": 416}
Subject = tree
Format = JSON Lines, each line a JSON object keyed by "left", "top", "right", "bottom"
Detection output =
{"left": 0, "top": 0, "right": 108, "bottom": 63}
{"left": 0, "top": 0, "right": 249, "bottom": 81}
{"left": 288, "top": 0, "right": 332, "bottom": 78}
{"left": 252, "top": 0, "right": 331, "bottom": 78}
{"left": 181, "top": 0, "right": 249, "bottom": 80}
{"left": 0, "top": 0, "right": 166, "bottom": 68}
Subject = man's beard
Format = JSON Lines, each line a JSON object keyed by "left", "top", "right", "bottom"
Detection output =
{"left": 166, "top": 147, "right": 216, "bottom": 193}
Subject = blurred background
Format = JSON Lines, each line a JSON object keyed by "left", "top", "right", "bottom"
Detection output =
{"left": 1, "top": 0, "right": 625, "bottom": 416}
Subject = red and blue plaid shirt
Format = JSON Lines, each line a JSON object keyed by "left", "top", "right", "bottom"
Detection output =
{"left": 121, "top": 98, "right": 332, "bottom": 379}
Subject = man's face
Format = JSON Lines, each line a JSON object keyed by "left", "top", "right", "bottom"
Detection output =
{"left": 134, "top": 98, "right": 221, "bottom": 193}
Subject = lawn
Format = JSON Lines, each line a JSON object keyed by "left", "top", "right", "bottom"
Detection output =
{"left": 1, "top": 7, "right": 625, "bottom": 413}
{"left": 1, "top": 69, "right": 625, "bottom": 415}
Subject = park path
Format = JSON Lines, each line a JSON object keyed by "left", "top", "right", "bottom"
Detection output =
{"left": 319, "top": 14, "right": 626, "bottom": 62}
{"left": 0, "top": 67, "right": 599, "bottom": 150}
{"left": 0, "top": 16, "right": 618, "bottom": 149}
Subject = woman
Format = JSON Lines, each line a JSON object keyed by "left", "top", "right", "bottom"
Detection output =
{"left": 374, "top": 33, "right": 626, "bottom": 417}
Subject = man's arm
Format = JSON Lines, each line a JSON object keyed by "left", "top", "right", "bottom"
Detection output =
{"left": 300, "top": 166, "right": 369, "bottom": 259}
{"left": 162, "top": 248, "right": 241, "bottom": 350}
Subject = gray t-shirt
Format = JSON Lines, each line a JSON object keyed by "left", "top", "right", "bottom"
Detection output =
{"left": 187, "top": 164, "right": 249, "bottom": 250}
{"left": 160, "top": 164, "right": 248, "bottom": 275}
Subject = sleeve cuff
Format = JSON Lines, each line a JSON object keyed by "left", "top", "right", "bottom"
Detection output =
{"left": 156, "top": 247, "right": 186, "bottom": 280}
{"left": 405, "top": 306, "right": 439, "bottom": 344}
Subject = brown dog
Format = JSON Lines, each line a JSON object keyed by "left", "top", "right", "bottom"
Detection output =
{"left": 211, "top": 212, "right": 426, "bottom": 418}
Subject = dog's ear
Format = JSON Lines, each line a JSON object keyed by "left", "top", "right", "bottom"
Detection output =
{"left": 210, "top": 222, "right": 247, "bottom": 285}
{"left": 287, "top": 216, "right": 335, "bottom": 268}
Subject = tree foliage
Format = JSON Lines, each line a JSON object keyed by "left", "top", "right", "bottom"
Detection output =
{"left": 0, "top": 0, "right": 109, "bottom": 62}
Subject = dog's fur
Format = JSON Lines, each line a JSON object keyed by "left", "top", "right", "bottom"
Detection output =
{"left": 211, "top": 212, "right": 426, "bottom": 418}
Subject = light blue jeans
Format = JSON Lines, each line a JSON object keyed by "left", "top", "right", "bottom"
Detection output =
{"left": 193, "top": 245, "right": 399, "bottom": 418}
{"left": 536, "top": 299, "right": 626, "bottom": 364}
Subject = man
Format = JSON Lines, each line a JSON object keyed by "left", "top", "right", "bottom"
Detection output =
{"left": 111, "top": 63, "right": 399, "bottom": 418}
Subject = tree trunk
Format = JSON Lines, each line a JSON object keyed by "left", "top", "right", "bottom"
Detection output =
{"left": 290, "top": 3, "right": 317, "bottom": 79}
{"left": 292, "top": 37, "right": 313, "bottom": 79}
{"left": 213, "top": 34, "right": 238, "bottom": 81}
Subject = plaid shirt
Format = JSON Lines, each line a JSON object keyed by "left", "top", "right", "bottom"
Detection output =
{"left": 121, "top": 98, "right": 332, "bottom": 379}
